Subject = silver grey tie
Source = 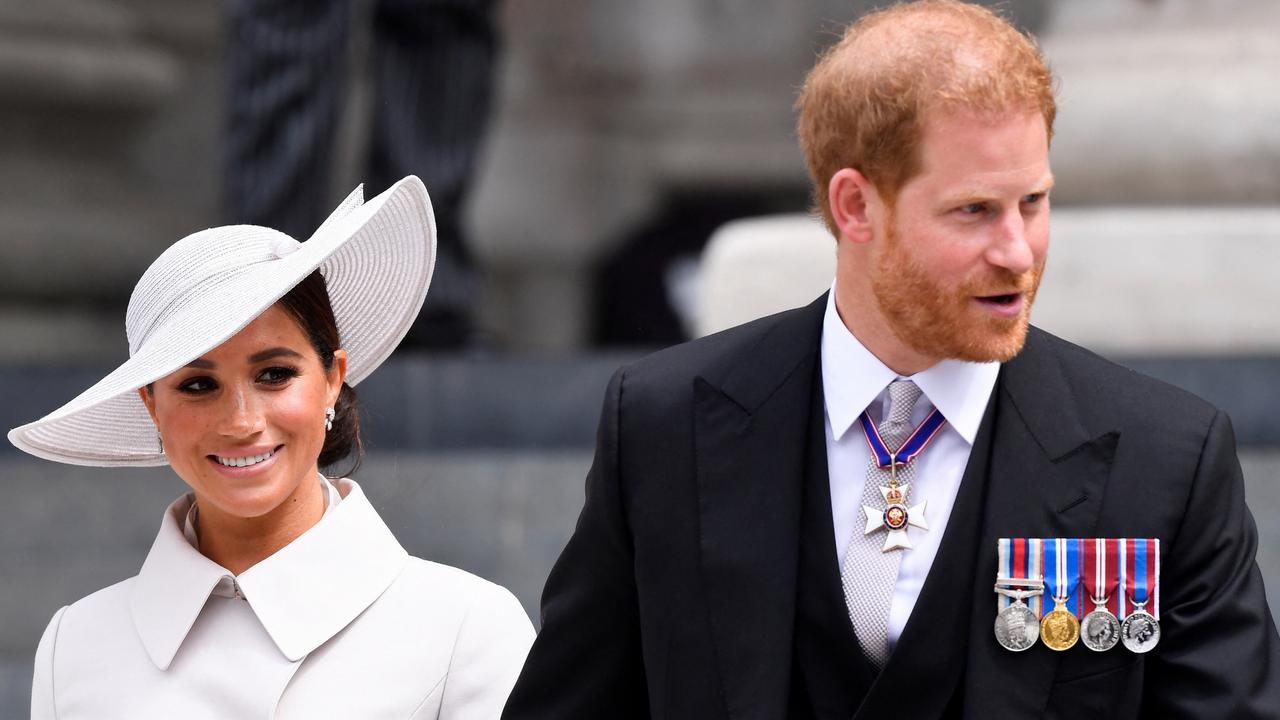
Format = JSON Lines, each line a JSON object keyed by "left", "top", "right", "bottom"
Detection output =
{"left": 841, "top": 379, "right": 924, "bottom": 667}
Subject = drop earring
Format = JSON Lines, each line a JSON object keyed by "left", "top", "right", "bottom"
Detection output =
{"left": 158, "top": 433, "right": 164, "bottom": 454}
{"left": 324, "top": 407, "right": 336, "bottom": 432}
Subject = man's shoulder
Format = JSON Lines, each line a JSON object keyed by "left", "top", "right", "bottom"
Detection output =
{"left": 1021, "top": 326, "right": 1220, "bottom": 432}
{"left": 620, "top": 301, "right": 822, "bottom": 396}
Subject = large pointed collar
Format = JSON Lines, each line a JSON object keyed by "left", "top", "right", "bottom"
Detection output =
{"left": 998, "top": 326, "right": 1098, "bottom": 460}
{"left": 821, "top": 285, "right": 998, "bottom": 444}
{"left": 129, "top": 479, "right": 408, "bottom": 669}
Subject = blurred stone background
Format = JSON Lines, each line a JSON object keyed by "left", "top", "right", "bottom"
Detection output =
{"left": 1, "top": 0, "right": 1277, "bottom": 713}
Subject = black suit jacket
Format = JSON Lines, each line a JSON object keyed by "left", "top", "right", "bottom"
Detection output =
{"left": 503, "top": 295, "right": 1280, "bottom": 719}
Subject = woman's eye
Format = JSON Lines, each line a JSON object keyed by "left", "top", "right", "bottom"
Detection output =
{"left": 258, "top": 366, "right": 299, "bottom": 385}
{"left": 177, "top": 377, "right": 216, "bottom": 394}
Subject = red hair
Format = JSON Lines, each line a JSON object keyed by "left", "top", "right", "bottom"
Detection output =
{"left": 796, "top": 0, "right": 1056, "bottom": 232}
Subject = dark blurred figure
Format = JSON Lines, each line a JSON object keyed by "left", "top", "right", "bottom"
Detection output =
{"left": 592, "top": 188, "right": 808, "bottom": 348}
{"left": 225, "top": 0, "right": 499, "bottom": 349}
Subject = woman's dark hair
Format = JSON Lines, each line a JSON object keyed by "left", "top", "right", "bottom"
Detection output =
{"left": 278, "top": 270, "right": 363, "bottom": 475}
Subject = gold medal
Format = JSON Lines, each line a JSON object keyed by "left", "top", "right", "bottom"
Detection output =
{"left": 1040, "top": 598, "right": 1080, "bottom": 651}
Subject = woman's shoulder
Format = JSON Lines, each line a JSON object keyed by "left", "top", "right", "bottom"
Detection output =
{"left": 33, "top": 576, "right": 148, "bottom": 693}
{"left": 369, "top": 557, "right": 534, "bottom": 647}
{"left": 393, "top": 557, "right": 531, "bottom": 623}
{"left": 47, "top": 576, "right": 139, "bottom": 637}
{"left": 383, "top": 560, "right": 535, "bottom": 710}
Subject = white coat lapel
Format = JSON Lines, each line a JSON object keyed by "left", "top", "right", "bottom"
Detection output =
{"left": 236, "top": 480, "right": 408, "bottom": 661}
{"left": 129, "top": 479, "right": 409, "bottom": 669}
{"left": 130, "top": 494, "right": 233, "bottom": 670}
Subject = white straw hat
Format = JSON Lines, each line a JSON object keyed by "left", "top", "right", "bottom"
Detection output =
{"left": 8, "top": 175, "right": 436, "bottom": 467}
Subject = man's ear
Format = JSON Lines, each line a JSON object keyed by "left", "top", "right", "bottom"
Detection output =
{"left": 828, "top": 168, "right": 881, "bottom": 245}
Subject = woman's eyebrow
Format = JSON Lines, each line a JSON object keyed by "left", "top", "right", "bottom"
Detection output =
{"left": 248, "top": 347, "right": 304, "bottom": 363}
{"left": 184, "top": 358, "right": 214, "bottom": 369}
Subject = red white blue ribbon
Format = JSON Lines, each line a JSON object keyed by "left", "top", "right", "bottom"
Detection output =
{"left": 1122, "top": 537, "right": 1161, "bottom": 620}
{"left": 997, "top": 538, "right": 1160, "bottom": 622}
{"left": 857, "top": 406, "right": 948, "bottom": 469}
{"left": 997, "top": 537, "right": 1044, "bottom": 616}
{"left": 1042, "top": 537, "right": 1082, "bottom": 616}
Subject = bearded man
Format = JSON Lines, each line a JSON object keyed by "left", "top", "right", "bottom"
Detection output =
{"left": 502, "top": 2, "right": 1280, "bottom": 718}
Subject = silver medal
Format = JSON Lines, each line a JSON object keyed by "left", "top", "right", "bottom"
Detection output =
{"left": 1081, "top": 608, "right": 1121, "bottom": 652}
{"left": 1080, "top": 542, "right": 1121, "bottom": 652}
{"left": 994, "top": 601, "right": 1040, "bottom": 652}
{"left": 1120, "top": 609, "right": 1161, "bottom": 653}
{"left": 993, "top": 570, "right": 1044, "bottom": 653}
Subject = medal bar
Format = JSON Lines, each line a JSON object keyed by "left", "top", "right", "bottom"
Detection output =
{"left": 993, "top": 538, "right": 1160, "bottom": 654}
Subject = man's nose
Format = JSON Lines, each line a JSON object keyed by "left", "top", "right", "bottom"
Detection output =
{"left": 218, "top": 385, "right": 265, "bottom": 437}
{"left": 986, "top": 209, "right": 1035, "bottom": 275}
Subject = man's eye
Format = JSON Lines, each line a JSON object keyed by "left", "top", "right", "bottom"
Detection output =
{"left": 1022, "top": 193, "right": 1045, "bottom": 204}
{"left": 258, "top": 367, "right": 298, "bottom": 385}
{"left": 177, "top": 377, "right": 216, "bottom": 394}
{"left": 959, "top": 203, "right": 986, "bottom": 215}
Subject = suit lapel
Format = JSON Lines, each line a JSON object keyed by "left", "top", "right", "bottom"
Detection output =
{"left": 694, "top": 296, "right": 826, "bottom": 720}
{"left": 855, "top": 328, "right": 1120, "bottom": 719}
{"left": 962, "top": 329, "right": 1120, "bottom": 717}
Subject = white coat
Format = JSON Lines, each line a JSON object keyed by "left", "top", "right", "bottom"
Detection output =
{"left": 30, "top": 478, "right": 535, "bottom": 719}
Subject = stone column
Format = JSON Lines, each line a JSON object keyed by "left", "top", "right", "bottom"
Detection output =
{"left": 0, "top": 0, "right": 220, "bottom": 362}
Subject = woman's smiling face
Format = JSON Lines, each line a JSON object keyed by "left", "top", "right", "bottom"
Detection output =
{"left": 139, "top": 304, "right": 345, "bottom": 520}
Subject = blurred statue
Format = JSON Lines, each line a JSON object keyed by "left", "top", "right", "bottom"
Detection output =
{"left": 224, "top": 0, "right": 500, "bottom": 348}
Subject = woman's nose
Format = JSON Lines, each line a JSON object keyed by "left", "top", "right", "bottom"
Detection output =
{"left": 218, "top": 385, "right": 265, "bottom": 437}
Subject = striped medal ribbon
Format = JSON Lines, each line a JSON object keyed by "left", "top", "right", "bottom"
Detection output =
{"left": 993, "top": 538, "right": 1044, "bottom": 651}
{"left": 1041, "top": 538, "right": 1081, "bottom": 650}
{"left": 1080, "top": 538, "right": 1122, "bottom": 651}
{"left": 1121, "top": 538, "right": 1162, "bottom": 653}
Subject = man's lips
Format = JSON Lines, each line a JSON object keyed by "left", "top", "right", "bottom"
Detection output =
{"left": 974, "top": 292, "right": 1025, "bottom": 318}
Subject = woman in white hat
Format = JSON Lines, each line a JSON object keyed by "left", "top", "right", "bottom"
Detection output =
{"left": 9, "top": 177, "right": 535, "bottom": 719}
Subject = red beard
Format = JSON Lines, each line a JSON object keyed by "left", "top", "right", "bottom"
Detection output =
{"left": 871, "top": 217, "right": 1043, "bottom": 364}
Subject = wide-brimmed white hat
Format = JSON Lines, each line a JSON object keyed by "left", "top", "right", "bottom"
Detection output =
{"left": 8, "top": 175, "right": 436, "bottom": 467}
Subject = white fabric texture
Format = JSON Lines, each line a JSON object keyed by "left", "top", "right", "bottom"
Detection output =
{"left": 821, "top": 286, "right": 998, "bottom": 656}
{"left": 9, "top": 176, "right": 437, "bottom": 467}
{"left": 30, "top": 478, "right": 535, "bottom": 719}
{"left": 841, "top": 379, "right": 923, "bottom": 666}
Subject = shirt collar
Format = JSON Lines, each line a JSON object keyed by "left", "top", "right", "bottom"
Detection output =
{"left": 129, "top": 478, "right": 409, "bottom": 669}
{"left": 821, "top": 284, "right": 998, "bottom": 444}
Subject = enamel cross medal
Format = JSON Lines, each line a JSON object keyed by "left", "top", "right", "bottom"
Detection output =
{"left": 862, "top": 457, "right": 929, "bottom": 551}
{"left": 856, "top": 407, "right": 947, "bottom": 552}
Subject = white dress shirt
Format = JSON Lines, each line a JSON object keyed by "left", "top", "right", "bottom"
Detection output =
{"left": 821, "top": 287, "right": 998, "bottom": 650}
{"left": 31, "top": 478, "right": 535, "bottom": 719}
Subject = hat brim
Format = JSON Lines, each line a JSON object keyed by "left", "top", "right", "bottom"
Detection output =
{"left": 8, "top": 176, "right": 436, "bottom": 467}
